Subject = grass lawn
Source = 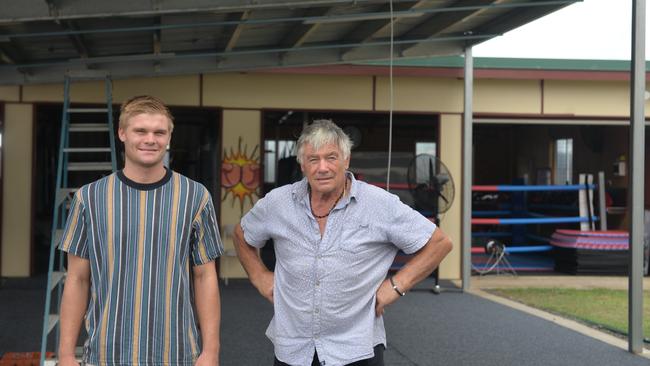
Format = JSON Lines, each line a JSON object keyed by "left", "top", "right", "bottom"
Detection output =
{"left": 490, "top": 288, "right": 650, "bottom": 339}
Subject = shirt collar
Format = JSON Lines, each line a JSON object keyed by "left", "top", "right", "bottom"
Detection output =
{"left": 292, "top": 171, "right": 358, "bottom": 207}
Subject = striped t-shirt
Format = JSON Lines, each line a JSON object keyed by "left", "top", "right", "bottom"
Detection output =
{"left": 59, "top": 169, "right": 223, "bottom": 365}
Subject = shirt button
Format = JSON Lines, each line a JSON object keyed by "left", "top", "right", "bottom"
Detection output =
{"left": 314, "top": 308, "right": 320, "bottom": 314}
{"left": 317, "top": 254, "right": 322, "bottom": 259}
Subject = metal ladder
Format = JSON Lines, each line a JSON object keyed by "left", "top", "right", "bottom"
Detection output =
{"left": 40, "top": 71, "right": 117, "bottom": 365}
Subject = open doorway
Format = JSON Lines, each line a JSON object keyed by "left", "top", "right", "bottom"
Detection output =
{"left": 472, "top": 122, "right": 632, "bottom": 275}
{"left": 33, "top": 104, "right": 221, "bottom": 275}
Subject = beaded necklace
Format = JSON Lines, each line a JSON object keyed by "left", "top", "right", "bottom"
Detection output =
{"left": 309, "top": 178, "right": 347, "bottom": 219}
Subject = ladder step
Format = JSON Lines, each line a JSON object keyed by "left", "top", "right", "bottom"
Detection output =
{"left": 43, "top": 74, "right": 116, "bottom": 359}
{"left": 50, "top": 271, "right": 66, "bottom": 291}
{"left": 47, "top": 314, "right": 59, "bottom": 334}
{"left": 54, "top": 229, "right": 64, "bottom": 246}
{"left": 67, "top": 162, "right": 113, "bottom": 171}
{"left": 69, "top": 123, "right": 109, "bottom": 132}
{"left": 55, "top": 188, "right": 77, "bottom": 207}
{"left": 68, "top": 108, "right": 109, "bottom": 113}
{"left": 64, "top": 147, "right": 111, "bottom": 153}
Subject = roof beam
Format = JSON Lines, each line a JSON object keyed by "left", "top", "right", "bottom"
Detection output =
{"left": 0, "top": 38, "right": 28, "bottom": 65}
{"left": 399, "top": 0, "right": 495, "bottom": 55}
{"left": 0, "top": 1, "right": 578, "bottom": 38}
{"left": 0, "top": 40, "right": 464, "bottom": 85}
{"left": 402, "top": 0, "right": 496, "bottom": 38}
{"left": 63, "top": 20, "right": 89, "bottom": 58}
{"left": 399, "top": 0, "right": 497, "bottom": 55}
{"left": 43, "top": 0, "right": 59, "bottom": 19}
{"left": 153, "top": 18, "right": 162, "bottom": 55}
{"left": 341, "top": 2, "right": 424, "bottom": 44}
{"left": 279, "top": 7, "right": 331, "bottom": 49}
{"left": 472, "top": 2, "right": 571, "bottom": 35}
{"left": 224, "top": 11, "right": 250, "bottom": 52}
{"left": 215, "top": 11, "right": 251, "bottom": 66}
{"left": 153, "top": 16, "right": 162, "bottom": 71}
{"left": 339, "top": 1, "right": 431, "bottom": 58}
{"left": 0, "top": 47, "right": 15, "bottom": 64}
{"left": 0, "top": 0, "right": 393, "bottom": 24}
{"left": 0, "top": 31, "right": 493, "bottom": 71}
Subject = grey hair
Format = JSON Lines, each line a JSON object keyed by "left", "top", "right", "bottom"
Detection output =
{"left": 296, "top": 119, "right": 352, "bottom": 164}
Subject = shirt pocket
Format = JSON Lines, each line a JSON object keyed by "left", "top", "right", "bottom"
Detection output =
{"left": 338, "top": 221, "right": 377, "bottom": 254}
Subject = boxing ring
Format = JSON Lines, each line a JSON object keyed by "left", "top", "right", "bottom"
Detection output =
{"left": 378, "top": 172, "right": 626, "bottom": 278}
{"left": 471, "top": 174, "right": 606, "bottom": 275}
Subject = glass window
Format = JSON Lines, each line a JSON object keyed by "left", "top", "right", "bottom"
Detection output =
{"left": 264, "top": 139, "right": 296, "bottom": 183}
{"left": 554, "top": 138, "right": 573, "bottom": 185}
{"left": 415, "top": 141, "right": 436, "bottom": 183}
{"left": 415, "top": 141, "right": 436, "bottom": 156}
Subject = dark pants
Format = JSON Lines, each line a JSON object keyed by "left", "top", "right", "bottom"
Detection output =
{"left": 274, "top": 344, "right": 384, "bottom": 366}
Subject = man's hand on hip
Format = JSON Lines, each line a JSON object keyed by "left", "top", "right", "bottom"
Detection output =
{"left": 375, "top": 277, "right": 402, "bottom": 316}
{"left": 253, "top": 270, "right": 275, "bottom": 304}
{"left": 57, "top": 355, "right": 80, "bottom": 366}
{"left": 195, "top": 351, "right": 219, "bottom": 366}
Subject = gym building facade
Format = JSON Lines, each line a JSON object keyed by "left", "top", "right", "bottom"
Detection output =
{"left": 1, "top": 56, "right": 649, "bottom": 280}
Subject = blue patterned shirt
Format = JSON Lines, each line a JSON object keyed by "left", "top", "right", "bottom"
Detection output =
{"left": 59, "top": 169, "right": 224, "bottom": 365}
{"left": 241, "top": 172, "right": 436, "bottom": 366}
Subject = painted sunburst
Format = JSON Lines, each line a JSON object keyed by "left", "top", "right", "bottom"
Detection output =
{"left": 221, "top": 137, "right": 260, "bottom": 215}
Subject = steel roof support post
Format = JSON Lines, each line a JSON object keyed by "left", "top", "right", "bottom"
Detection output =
{"left": 462, "top": 46, "right": 473, "bottom": 292}
{"left": 628, "top": 0, "right": 646, "bottom": 354}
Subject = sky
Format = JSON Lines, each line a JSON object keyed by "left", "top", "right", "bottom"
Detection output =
{"left": 473, "top": 0, "right": 641, "bottom": 60}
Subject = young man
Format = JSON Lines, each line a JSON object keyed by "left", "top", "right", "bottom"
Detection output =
{"left": 234, "top": 120, "right": 453, "bottom": 366}
{"left": 58, "top": 95, "right": 223, "bottom": 366}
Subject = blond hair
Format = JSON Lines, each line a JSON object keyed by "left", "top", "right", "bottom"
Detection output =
{"left": 119, "top": 95, "right": 174, "bottom": 132}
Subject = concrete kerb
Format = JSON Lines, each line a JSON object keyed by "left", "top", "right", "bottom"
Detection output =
{"left": 462, "top": 276, "right": 650, "bottom": 359}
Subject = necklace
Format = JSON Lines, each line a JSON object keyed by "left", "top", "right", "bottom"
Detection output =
{"left": 309, "top": 178, "right": 347, "bottom": 219}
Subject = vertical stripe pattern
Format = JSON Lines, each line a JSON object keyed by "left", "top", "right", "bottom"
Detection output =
{"left": 59, "top": 171, "right": 223, "bottom": 366}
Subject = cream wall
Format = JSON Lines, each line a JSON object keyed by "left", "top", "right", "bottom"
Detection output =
{"left": 544, "top": 80, "right": 629, "bottom": 116}
{"left": 219, "top": 109, "right": 262, "bottom": 279}
{"left": 374, "top": 77, "right": 542, "bottom": 115}
{"left": 0, "top": 86, "right": 20, "bottom": 102}
{"left": 438, "top": 114, "right": 462, "bottom": 279}
{"left": 375, "top": 76, "right": 463, "bottom": 113}
{"left": 474, "top": 79, "right": 542, "bottom": 114}
{"left": 202, "top": 73, "right": 373, "bottom": 110}
{"left": 2, "top": 103, "right": 33, "bottom": 277}
{"left": 22, "top": 75, "right": 200, "bottom": 105}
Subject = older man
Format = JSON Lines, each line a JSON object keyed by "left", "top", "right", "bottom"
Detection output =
{"left": 234, "top": 120, "right": 452, "bottom": 366}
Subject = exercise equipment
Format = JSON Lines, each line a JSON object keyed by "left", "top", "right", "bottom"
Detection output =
{"left": 551, "top": 229, "right": 630, "bottom": 274}
{"left": 471, "top": 175, "right": 605, "bottom": 275}
{"left": 472, "top": 239, "right": 517, "bottom": 276}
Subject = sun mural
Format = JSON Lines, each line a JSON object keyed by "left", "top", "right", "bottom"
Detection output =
{"left": 221, "top": 137, "right": 260, "bottom": 215}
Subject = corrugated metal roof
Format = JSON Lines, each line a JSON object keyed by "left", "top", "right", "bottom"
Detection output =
{"left": 0, "top": 0, "right": 578, "bottom": 84}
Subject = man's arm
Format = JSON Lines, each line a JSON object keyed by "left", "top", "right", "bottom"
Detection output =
{"left": 193, "top": 261, "right": 221, "bottom": 366}
{"left": 58, "top": 254, "right": 91, "bottom": 366}
{"left": 233, "top": 224, "right": 274, "bottom": 303}
{"left": 375, "top": 228, "right": 453, "bottom": 315}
